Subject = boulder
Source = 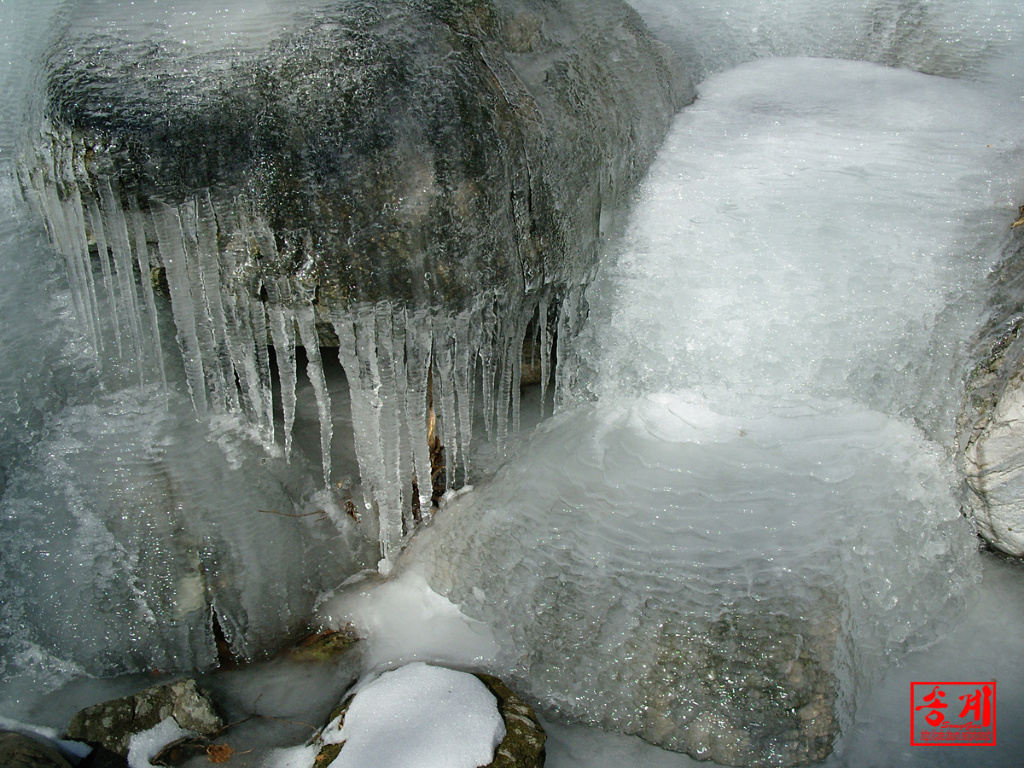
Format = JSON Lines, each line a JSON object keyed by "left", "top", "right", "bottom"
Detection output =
{"left": 630, "top": 598, "right": 839, "bottom": 766}
{"left": 22, "top": 0, "right": 693, "bottom": 561}
{"left": 64, "top": 678, "right": 223, "bottom": 757}
{"left": 959, "top": 235, "right": 1024, "bottom": 556}
{"left": 26, "top": 0, "right": 690, "bottom": 316}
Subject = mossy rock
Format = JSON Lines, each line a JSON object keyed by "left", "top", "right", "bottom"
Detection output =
{"left": 64, "top": 679, "right": 223, "bottom": 757}
{"left": 475, "top": 673, "right": 546, "bottom": 768}
{"left": 285, "top": 627, "right": 360, "bottom": 664}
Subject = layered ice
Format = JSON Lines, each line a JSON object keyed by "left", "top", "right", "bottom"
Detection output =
{"left": 569, "top": 57, "right": 1024, "bottom": 435}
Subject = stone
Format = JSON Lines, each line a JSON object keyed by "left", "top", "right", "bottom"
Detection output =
{"left": 27, "top": 0, "right": 691, "bottom": 318}
{"left": 628, "top": 596, "right": 840, "bottom": 767}
{"left": 476, "top": 673, "right": 546, "bottom": 768}
{"left": 959, "top": 237, "right": 1024, "bottom": 556}
{"left": 284, "top": 626, "right": 360, "bottom": 663}
{"left": 0, "top": 732, "right": 73, "bottom": 768}
{"left": 65, "top": 679, "right": 224, "bottom": 757}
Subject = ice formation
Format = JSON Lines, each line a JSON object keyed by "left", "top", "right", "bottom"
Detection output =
{"left": 403, "top": 54, "right": 1024, "bottom": 764}
{"left": 18, "top": 0, "right": 683, "bottom": 569}
{"left": 19, "top": 130, "right": 580, "bottom": 565}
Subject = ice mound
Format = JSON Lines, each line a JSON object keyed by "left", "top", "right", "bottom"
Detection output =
{"left": 407, "top": 392, "right": 979, "bottom": 764}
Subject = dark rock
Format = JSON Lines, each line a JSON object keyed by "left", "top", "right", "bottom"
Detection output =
{"left": 0, "top": 732, "right": 73, "bottom": 768}
{"left": 65, "top": 679, "right": 223, "bottom": 757}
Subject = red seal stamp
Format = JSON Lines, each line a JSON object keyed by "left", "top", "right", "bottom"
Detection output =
{"left": 910, "top": 681, "right": 996, "bottom": 746}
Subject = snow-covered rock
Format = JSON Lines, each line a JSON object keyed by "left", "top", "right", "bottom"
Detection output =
{"left": 317, "top": 663, "right": 507, "bottom": 768}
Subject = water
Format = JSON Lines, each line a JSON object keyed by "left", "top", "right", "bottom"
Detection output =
{"left": 1, "top": 1, "right": 1024, "bottom": 766}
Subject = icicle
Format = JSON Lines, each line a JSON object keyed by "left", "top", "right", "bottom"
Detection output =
{"left": 332, "top": 306, "right": 404, "bottom": 569}
{"left": 249, "top": 284, "right": 275, "bottom": 443}
{"left": 404, "top": 308, "right": 434, "bottom": 517}
{"left": 98, "top": 178, "right": 146, "bottom": 385}
{"left": 296, "top": 304, "right": 333, "bottom": 488}
{"left": 213, "top": 206, "right": 274, "bottom": 443}
{"left": 372, "top": 303, "right": 410, "bottom": 533}
{"left": 510, "top": 308, "right": 529, "bottom": 437}
{"left": 153, "top": 202, "right": 209, "bottom": 416}
{"left": 554, "top": 285, "right": 587, "bottom": 411}
{"left": 26, "top": 154, "right": 101, "bottom": 357}
{"left": 478, "top": 302, "right": 498, "bottom": 442}
{"left": 178, "top": 198, "right": 228, "bottom": 413}
{"left": 432, "top": 318, "right": 459, "bottom": 490}
{"left": 453, "top": 313, "right": 477, "bottom": 485}
{"left": 193, "top": 191, "right": 240, "bottom": 413}
{"left": 538, "top": 292, "right": 552, "bottom": 418}
{"left": 127, "top": 195, "right": 167, "bottom": 393}
{"left": 86, "top": 197, "right": 124, "bottom": 360}
{"left": 267, "top": 301, "right": 297, "bottom": 458}
{"left": 494, "top": 317, "right": 516, "bottom": 450}
{"left": 55, "top": 138, "right": 105, "bottom": 360}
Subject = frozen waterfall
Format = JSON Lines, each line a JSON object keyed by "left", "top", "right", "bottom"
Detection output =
{"left": 1, "top": 1, "right": 1024, "bottom": 766}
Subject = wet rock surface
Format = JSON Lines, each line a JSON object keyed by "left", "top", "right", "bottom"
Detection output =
{"left": 631, "top": 597, "right": 839, "bottom": 766}
{"left": 64, "top": 678, "right": 223, "bottom": 757}
{"left": 960, "top": 233, "right": 1024, "bottom": 556}
{"left": 476, "top": 673, "right": 547, "bottom": 768}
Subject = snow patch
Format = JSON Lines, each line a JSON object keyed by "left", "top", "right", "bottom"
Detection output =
{"left": 127, "top": 717, "right": 194, "bottom": 768}
{"left": 325, "top": 663, "right": 504, "bottom": 768}
{"left": 316, "top": 570, "right": 500, "bottom": 672}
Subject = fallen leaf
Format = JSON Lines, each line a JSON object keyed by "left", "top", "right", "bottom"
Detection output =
{"left": 207, "top": 744, "right": 235, "bottom": 764}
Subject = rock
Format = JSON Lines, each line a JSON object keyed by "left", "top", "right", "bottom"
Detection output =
{"left": 630, "top": 597, "right": 839, "bottom": 766}
{"left": 314, "top": 667, "right": 545, "bottom": 768}
{"left": 65, "top": 679, "right": 224, "bottom": 757}
{"left": 284, "top": 626, "right": 360, "bottom": 663}
{"left": 21, "top": 0, "right": 693, "bottom": 570}
{"left": 0, "top": 732, "right": 73, "bottom": 768}
{"left": 476, "top": 673, "right": 546, "bottom": 768}
{"left": 26, "top": 0, "right": 690, "bottom": 316}
{"left": 959, "top": 237, "right": 1024, "bottom": 556}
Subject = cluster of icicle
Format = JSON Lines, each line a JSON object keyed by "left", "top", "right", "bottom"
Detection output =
{"left": 19, "top": 123, "right": 583, "bottom": 567}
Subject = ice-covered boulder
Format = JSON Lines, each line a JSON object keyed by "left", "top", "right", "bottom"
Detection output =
{"left": 23, "top": 0, "right": 691, "bottom": 563}
{"left": 960, "top": 238, "right": 1024, "bottom": 557}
